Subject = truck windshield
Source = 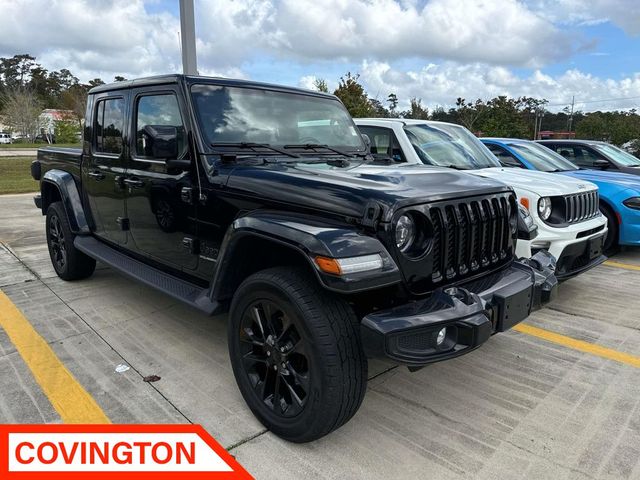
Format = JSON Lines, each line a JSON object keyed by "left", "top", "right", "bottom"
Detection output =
{"left": 191, "top": 84, "right": 365, "bottom": 155}
{"left": 508, "top": 142, "right": 579, "bottom": 172}
{"left": 592, "top": 143, "right": 640, "bottom": 167}
{"left": 404, "top": 123, "right": 500, "bottom": 170}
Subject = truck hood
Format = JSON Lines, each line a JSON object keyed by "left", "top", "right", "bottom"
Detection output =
{"left": 468, "top": 167, "right": 597, "bottom": 197}
{"left": 224, "top": 162, "right": 511, "bottom": 222}
{"left": 560, "top": 169, "right": 640, "bottom": 192}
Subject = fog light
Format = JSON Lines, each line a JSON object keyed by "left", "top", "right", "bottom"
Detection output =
{"left": 436, "top": 327, "right": 447, "bottom": 346}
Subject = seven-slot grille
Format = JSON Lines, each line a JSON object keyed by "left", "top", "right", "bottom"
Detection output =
{"left": 429, "top": 195, "right": 514, "bottom": 283}
{"left": 564, "top": 190, "right": 599, "bottom": 224}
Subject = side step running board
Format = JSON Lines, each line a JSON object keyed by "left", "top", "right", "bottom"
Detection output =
{"left": 74, "top": 236, "right": 220, "bottom": 315}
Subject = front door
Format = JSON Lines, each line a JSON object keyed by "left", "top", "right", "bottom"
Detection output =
{"left": 124, "top": 87, "right": 198, "bottom": 270}
{"left": 83, "top": 92, "right": 128, "bottom": 245}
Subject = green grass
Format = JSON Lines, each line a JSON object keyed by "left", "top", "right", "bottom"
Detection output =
{"left": 0, "top": 143, "right": 80, "bottom": 149}
{"left": 0, "top": 157, "right": 38, "bottom": 194}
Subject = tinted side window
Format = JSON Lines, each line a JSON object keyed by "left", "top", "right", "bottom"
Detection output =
{"left": 485, "top": 144, "right": 522, "bottom": 167}
{"left": 555, "top": 145, "right": 581, "bottom": 164}
{"left": 358, "top": 126, "right": 406, "bottom": 162}
{"left": 554, "top": 146, "right": 598, "bottom": 167}
{"left": 95, "top": 98, "right": 125, "bottom": 154}
{"left": 577, "top": 147, "right": 604, "bottom": 165}
{"left": 135, "top": 94, "right": 186, "bottom": 158}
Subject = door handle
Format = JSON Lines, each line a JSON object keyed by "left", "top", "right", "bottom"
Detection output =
{"left": 87, "top": 171, "right": 105, "bottom": 180}
{"left": 123, "top": 178, "right": 144, "bottom": 189}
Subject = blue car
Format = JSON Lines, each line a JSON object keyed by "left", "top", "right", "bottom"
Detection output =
{"left": 482, "top": 138, "right": 640, "bottom": 252}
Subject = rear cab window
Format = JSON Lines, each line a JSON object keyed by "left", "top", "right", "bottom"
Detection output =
{"left": 94, "top": 97, "right": 125, "bottom": 155}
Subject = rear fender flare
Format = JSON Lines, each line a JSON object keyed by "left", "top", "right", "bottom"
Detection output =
{"left": 41, "top": 169, "right": 89, "bottom": 234}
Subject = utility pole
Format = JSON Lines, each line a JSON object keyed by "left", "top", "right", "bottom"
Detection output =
{"left": 537, "top": 108, "right": 545, "bottom": 139}
{"left": 567, "top": 95, "right": 575, "bottom": 133}
{"left": 179, "top": 0, "right": 198, "bottom": 75}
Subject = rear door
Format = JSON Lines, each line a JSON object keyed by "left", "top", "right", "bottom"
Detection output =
{"left": 83, "top": 91, "right": 128, "bottom": 245}
{"left": 124, "top": 86, "right": 198, "bottom": 271}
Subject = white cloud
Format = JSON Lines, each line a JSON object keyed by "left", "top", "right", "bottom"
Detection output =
{"left": 298, "top": 75, "right": 318, "bottom": 90}
{"left": 196, "top": 0, "right": 581, "bottom": 68}
{"left": 0, "top": 0, "right": 183, "bottom": 80}
{"left": 529, "top": 0, "right": 640, "bottom": 35}
{"left": 0, "top": 0, "right": 585, "bottom": 83}
{"left": 358, "top": 60, "right": 640, "bottom": 112}
{"left": 0, "top": 0, "right": 638, "bottom": 114}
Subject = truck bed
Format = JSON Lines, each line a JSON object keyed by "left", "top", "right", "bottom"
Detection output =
{"left": 37, "top": 146, "right": 82, "bottom": 165}
{"left": 37, "top": 146, "right": 83, "bottom": 180}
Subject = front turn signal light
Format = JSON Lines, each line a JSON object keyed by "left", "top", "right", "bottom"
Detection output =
{"left": 314, "top": 254, "right": 384, "bottom": 276}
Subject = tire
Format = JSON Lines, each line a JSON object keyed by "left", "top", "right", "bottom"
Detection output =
{"left": 228, "top": 267, "right": 367, "bottom": 443}
{"left": 600, "top": 203, "right": 619, "bottom": 254}
{"left": 46, "top": 202, "right": 96, "bottom": 280}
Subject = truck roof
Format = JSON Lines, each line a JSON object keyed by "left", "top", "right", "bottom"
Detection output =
{"left": 88, "top": 74, "right": 337, "bottom": 99}
{"left": 355, "top": 118, "right": 461, "bottom": 128}
{"left": 536, "top": 139, "right": 605, "bottom": 145}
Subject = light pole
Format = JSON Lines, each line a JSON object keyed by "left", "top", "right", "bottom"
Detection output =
{"left": 179, "top": 0, "right": 198, "bottom": 75}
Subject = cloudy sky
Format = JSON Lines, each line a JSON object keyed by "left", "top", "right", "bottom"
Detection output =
{"left": 1, "top": 0, "right": 639, "bottom": 111}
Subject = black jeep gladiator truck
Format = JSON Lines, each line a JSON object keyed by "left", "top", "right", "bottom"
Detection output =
{"left": 31, "top": 74, "right": 556, "bottom": 442}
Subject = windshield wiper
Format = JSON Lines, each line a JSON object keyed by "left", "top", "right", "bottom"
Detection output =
{"left": 441, "top": 164, "right": 471, "bottom": 171}
{"left": 283, "top": 143, "right": 359, "bottom": 158}
{"left": 263, "top": 157, "right": 351, "bottom": 168}
{"left": 211, "top": 142, "right": 300, "bottom": 158}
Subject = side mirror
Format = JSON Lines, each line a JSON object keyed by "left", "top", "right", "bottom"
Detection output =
{"left": 593, "top": 159, "right": 610, "bottom": 169}
{"left": 361, "top": 133, "right": 372, "bottom": 153}
{"left": 143, "top": 125, "right": 179, "bottom": 159}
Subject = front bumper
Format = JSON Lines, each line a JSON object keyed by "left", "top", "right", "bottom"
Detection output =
{"left": 360, "top": 252, "right": 557, "bottom": 367}
{"left": 554, "top": 233, "right": 607, "bottom": 280}
{"left": 516, "top": 213, "right": 607, "bottom": 272}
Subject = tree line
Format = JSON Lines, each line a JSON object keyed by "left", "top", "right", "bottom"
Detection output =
{"left": 0, "top": 54, "right": 122, "bottom": 142}
{"left": 323, "top": 73, "right": 640, "bottom": 154}
{"left": 2, "top": 54, "right": 639, "bottom": 153}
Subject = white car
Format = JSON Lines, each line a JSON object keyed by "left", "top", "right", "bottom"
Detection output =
{"left": 0, "top": 133, "right": 12, "bottom": 144}
{"left": 355, "top": 118, "right": 608, "bottom": 279}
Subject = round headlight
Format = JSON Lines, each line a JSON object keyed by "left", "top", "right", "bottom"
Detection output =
{"left": 538, "top": 197, "right": 552, "bottom": 221}
{"left": 395, "top": 214, "right": 415, "bottom": 252}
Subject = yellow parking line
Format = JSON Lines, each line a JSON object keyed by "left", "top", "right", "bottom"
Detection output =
{"left": 514, "top": 323, "right": 640, "bottom": 369}
{"left": 603, "top": 260, "right": 640, "bottom": 271}
{"left": 0, "top": 290, "right": 110, "bottom": 423}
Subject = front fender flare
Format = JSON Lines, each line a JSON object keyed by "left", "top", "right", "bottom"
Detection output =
{"left": 210, "top": 211, "right": 401, "bottom": 299}
{"left": 41, "top": 169, "right": 90, "bottom": 234}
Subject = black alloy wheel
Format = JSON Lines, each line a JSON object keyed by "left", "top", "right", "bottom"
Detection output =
{"left": 228, "top": 267, "right": 367, "bottom": 443}
{"left": 48, "top": 213, "right": 67, "bottom": 271}
{"left": 45, "top": 202, "right": 96, "bottom": 281}
{"left": 239, "top": 299, "right": 310, "bottom": 418}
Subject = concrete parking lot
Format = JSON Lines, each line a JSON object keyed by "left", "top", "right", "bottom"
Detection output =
{"left": 1, "top": 192, "right": 639, "bottom": 479}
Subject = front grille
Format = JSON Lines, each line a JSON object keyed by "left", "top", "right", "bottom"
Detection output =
{"left": 564, "top": 191, "right": 599, "bottom": 224}
{"left": 430, "top": 195, "right": 515, "bottom": 284}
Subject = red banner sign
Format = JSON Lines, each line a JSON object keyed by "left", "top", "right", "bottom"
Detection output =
{"left": 0, "top": 424, "right": 252, "bottom": 479}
